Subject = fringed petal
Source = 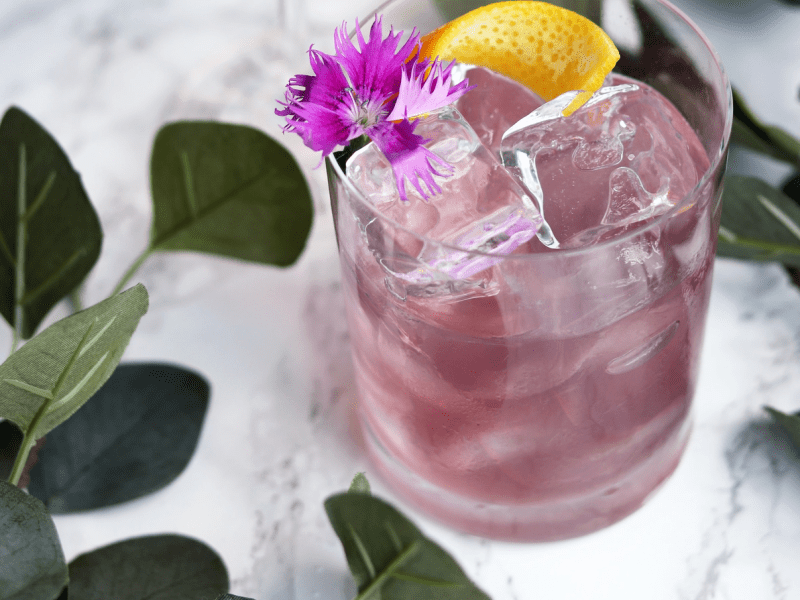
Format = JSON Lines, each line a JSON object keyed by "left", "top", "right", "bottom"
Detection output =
{"left": 371, "top": 120, "right": 453, "bottom": 203}
{"left": 275, "top": 47, "right": 364, "bottom": 156}
{"left": 334, "top": 17, "right": 421, "bottom": 103}
{"left": 386, "top": 58, "right": 475, "bottom": 121}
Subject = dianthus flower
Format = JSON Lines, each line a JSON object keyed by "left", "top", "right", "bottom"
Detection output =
{"left": 276, "top": 17, "right": 473, "bottom": 201}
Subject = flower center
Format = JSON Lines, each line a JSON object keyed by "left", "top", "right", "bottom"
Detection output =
{"left": 344, "top": 87, "right": 386, "bottom": 131}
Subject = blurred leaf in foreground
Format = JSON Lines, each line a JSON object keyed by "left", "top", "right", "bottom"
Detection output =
{"left": 325, "top": 492, "right": 491, "bottom": 600}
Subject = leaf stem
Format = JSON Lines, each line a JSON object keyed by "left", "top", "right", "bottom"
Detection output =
{"left": 7, "top": 435, "right": 34, "bottom": 487}
{"left": 353, "top": 541, "right": 420, "bottom": 600}
{"left": 111, "top": 247, "right": 153, "bottom": 297}
{"left": 7, "top": 395, "right": 51, "bottom": 487}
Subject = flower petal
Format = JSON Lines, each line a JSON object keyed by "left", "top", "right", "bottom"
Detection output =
{"left": 276, "top": 48, "right": 364, "bottom": 155}
{"left": 371, "top": 119, "right": 453, "bottom": 203}
{"left": 386, "top": 58, "right": 475, "bottom": 121}
{"left": 335, "top": 17, "right": 421, "bottom": 105}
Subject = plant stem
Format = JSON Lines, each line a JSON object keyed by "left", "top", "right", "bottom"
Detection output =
{"left": 7, "top": 434, "right": 34, "bottom": 487}
{"left": 7, "top": 397, "right": 50, "bottom": 487}
{"left": 353, "top": 541, "right": 420, "bottom": 600}
{"left": 111, "top": 247, "right": 153, "bottom": 297}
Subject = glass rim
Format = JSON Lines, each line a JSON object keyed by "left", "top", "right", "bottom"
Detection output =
{"left": 328, "top": 0, "right": 734, "bottom": 262}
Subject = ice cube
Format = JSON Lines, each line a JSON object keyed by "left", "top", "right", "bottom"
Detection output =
{"left": 498, "top": 76, "right": 707, "bottom": 249}
{"left": 345, "top": 106, "right": 542, "bottom": 296}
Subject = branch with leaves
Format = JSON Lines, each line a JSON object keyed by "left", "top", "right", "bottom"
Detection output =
{"left": 711, "top": 88, "right": 800, "bottom": 445}
{"left": 0, "top": 105, "right": 488, "bottom": 600}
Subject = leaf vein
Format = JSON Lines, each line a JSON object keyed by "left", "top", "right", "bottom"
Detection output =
{"left": 347, "top": 523, "right": 376, "bottom": 580}
{"left": 151, "top": 169, "right": 273, "bottom": 248}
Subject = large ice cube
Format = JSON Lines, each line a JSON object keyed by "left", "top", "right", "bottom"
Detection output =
{"left": 499, "top": 75, "right": 709, "bottom": 249}
{"left": 345, "top": 105, "right": 542, "bottom": 297}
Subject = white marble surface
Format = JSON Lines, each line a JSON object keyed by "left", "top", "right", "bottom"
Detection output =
{"left": 2, "top": 0, "right": 800, "bottom": 599}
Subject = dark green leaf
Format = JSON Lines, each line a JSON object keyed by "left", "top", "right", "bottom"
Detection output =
{"left": 348, "top": 472, "right": 371, "bottom": 495}
{"left": 0, "top": 107, "right": 102, "bottom": 338}
{"left": 0, "top": 284, "right": 148, "bottom": 439}
{"left": 0, "top": 481, "right": 68, "bottom": 600}
{"left": 765, "top": 406, "right": 800, "bottom": 452}
{"left": 716, "top": 176, "right": 800, "bottom": 266}
{"left": 150, "top": 121, "right": 312, "bottom": 267}
{"left": 215, "top": 596, "right": 255, "bottom": 600}
{"left": 0, "top": 419, "right": 22, "bottom": 480}
{"left": 325, "top": 493, "right": 491, "bottom": 600}
{"left": 430, "top": 0, "right": 599, "bottom": 23}
{"left": 67, "top": 534, "right": 228, "bottom": 600}
{"left": 731, "top": 88, "right": 800, "bottom": 166}
{"left": 782, "top": 173, "right": 800, "bottom": 204}
{"left": 27, "top": 363, "right": 209, "bottom": 513}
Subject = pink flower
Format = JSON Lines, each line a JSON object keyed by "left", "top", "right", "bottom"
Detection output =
{"left": 276, "top": 17, "right": 473, "bottom": 201}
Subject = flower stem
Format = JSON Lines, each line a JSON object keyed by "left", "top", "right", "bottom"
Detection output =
{"left": 111, "top": 247, "right": 153, "bottom": 296}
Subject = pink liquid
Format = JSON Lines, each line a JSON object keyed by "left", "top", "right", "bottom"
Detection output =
{"left": 335, "top": 68, "right": 720, "bottom": 541}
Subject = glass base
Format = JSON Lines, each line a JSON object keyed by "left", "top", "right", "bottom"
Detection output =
{"left": 361, "top": 414, "right": 691, "bottom": 542}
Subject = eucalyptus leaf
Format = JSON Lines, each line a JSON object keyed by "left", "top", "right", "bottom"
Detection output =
{"left": 325, "top": 493, "right": 491, "bottom": 600}
{"left": 67, "top": 534, "right": 228, "bottom": 600}
{"left": 348, "top": 472, "right": 371, "bottom": 495}
{"left": 431, "top": 0, "right": 600, "bottom": 23}
{"left": 0, "top": 107, "right": 102, "bottom": 339}
{"left": 716, "top": 176, "right": 800, "bottom": 267}
{"left": 731, "top": 88, "right": 800, "bottom": 166}
{"left": 0, "top": 481, "right": 68, "bottom": 600}
{"left": 765, "top": 406, "right": 800, "bottom": 452}
{"left": 0, "top": 284, "right": 148, "bottom": 440}
{"left": 149, "top": 121, "right": 312, "bottom": 267}
{"left": 782, "top": 173, "right": 800, "bottom": 204}
{"left": 0, "top": 419, "right": 22, "bottom": 480}
{"left": 27, "top": 363, "right": 209, "bottom": 513}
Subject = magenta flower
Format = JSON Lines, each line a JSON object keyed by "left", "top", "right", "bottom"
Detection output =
{"left": 276, "top": 17, "right": 473, "bottom": 202}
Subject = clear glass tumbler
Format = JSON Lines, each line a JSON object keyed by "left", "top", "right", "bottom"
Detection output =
{"left": 327, "top": 0, "right": 732, "bottom": 541}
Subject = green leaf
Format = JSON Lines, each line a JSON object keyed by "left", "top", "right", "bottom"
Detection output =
{"left": 0, "top": 419, "right": 22, "bottom": 480}
{"left": 765, "top": 406, "right": 800, "bottom": 452}
{"left": 215, "top": 596, "right": 255, "bottom": 600}
{"left": 0, "top": 284, "right": 148, "bottom": 439}
{"left": 67, "top": 534, "right": 228, "bottom": 600}
{"left": 431, "top": 0, "right": 600, "bottom": 23}
{"left": 0, "top": 481, "right": 68, "bottom": 600}
{"left": 325, "top": 493, "right": 491, "bottom": 600}
{"left": 149, "top": 121, "right": 312, "bottom": 267}
{"left": 348, "top": 472, "right": 371, "bottom": 495}
{"left": 27, "top": 363, "right": 209, "bottom": 513}
{"left": 716, "top": 176, "right": 800, "bottom": 266}
{"left": 731, "top": 88, "right": 800, "bottom": 166}
{"left": 0, "top": 107, "right": 103, "bottom": 339}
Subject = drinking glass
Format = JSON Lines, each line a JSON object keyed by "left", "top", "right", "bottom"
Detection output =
{"left": 327, "top": 0, "right": 732, "bottom": 541}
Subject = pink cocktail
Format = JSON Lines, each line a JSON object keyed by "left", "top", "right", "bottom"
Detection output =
{"left": 327, "top": 0, "right": 731, "bottom": 541}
